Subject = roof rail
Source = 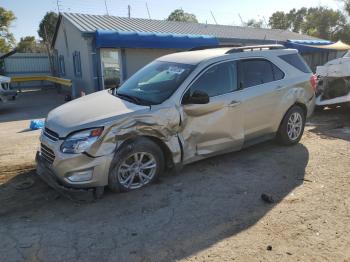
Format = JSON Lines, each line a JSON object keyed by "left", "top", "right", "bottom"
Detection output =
{"left": 189, "top": 44, "right": 242, "bottom": 51}
{"left": 225, "top": 44, "right": 285, "bottom": 54}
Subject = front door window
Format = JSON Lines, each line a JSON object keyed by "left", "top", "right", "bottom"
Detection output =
{"left": 188, "top": 61, "right": 237, "bottom": 97}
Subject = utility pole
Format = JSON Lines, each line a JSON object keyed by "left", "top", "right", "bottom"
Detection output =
{"left": 56, "top": 0, "right": 61, "bottom": 13}
{"left": 128, "top": 5, "right": 131, "bottom": 18}
{"left": 210, "top": 11, "right": 218, "bottom": 25}
{"left": 262, "top": 16, "right": 268, "bottom": 28}
{"left": 238, "top": 14, "right": 244, "bottom": 26}
{"left": 146, "top": 2, "right": 151, "bottom": 19}
{"left": 104, "top": 0, "right": 109, "bottom": 15}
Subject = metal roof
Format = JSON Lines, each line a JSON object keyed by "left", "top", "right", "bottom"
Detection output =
{"left": 60, "top": 12, "right": 318, "bottom": 42}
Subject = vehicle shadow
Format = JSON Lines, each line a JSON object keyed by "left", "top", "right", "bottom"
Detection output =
{"left": 0, "top": 141, "right": 309, "bottom": 261}
{"left": 308, "top": 106, "right": 350, "bottom": 142}
{"left": 0, "top": 89, "right": 65, "bottom": 123}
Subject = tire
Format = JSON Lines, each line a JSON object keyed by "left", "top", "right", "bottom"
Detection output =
{"left": 276, "top": 105, "right": 306, "bottom": 146}
{"left": 108, "top": 137, "right": 164, "bottom": 193}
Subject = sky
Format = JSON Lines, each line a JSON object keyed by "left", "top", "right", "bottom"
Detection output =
{"left": 1, "top": 0, "right": 343, "bottom": 42}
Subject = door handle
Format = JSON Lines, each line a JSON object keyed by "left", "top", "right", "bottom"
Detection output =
{"left": 228, "top": 100, "right": 241, "bottom": 107}
{"left": 276, "top": 85, "right": 284, "bottom": 90}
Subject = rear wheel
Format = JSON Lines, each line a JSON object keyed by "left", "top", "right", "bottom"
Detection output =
{"left": 108, "top": 137, "right": 164, "bottom": 192}
{"left": 277, "top": 105, "right": 306, "bottom": 146}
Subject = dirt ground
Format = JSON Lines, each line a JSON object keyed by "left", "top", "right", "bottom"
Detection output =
{"left": 0, "top": 90, "right": 349, "bottom": 262}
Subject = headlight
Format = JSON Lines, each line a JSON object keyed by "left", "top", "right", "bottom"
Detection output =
{"left": 61, "top": 127, "right": 104, "bottom": 154}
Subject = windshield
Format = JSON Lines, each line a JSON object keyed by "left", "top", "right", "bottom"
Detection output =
{"left": 116, "top": 61, "right": 195, "bottom": 105}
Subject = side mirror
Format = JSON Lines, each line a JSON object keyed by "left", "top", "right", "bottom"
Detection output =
{"left": 183, "top": 90, "right": 210, "bottom": 105}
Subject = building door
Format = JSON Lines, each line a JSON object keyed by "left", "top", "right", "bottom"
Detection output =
{"left": 101, "top": 48, "right": 122, "bottom": 89}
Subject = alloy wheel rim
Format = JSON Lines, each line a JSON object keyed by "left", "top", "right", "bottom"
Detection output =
{"left": 287, "top": 112, "right": 303, "bottom": 141}
{"left": 117, "top": 152, "right": 157, "bottom": 189}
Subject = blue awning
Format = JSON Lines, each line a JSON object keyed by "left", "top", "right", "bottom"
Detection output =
{"left": 284, "top": 39, "right": 334, "bottom": 53}
{"left": 95, "top": 30, "right": 219, "bottom": 49}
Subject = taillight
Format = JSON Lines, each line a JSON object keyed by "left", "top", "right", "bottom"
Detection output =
{"left": 310, "top": 74, "right": 317, "bottom": 92}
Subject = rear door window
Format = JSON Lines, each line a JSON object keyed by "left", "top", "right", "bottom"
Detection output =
{"left": 279, "top": 53, "right": 312, "bottom": 73}
{"left": 239, "top": 59, "right": 274, "bottom": 88}
{"left": 238, "top": 59, "right": 285, "bottom": 89}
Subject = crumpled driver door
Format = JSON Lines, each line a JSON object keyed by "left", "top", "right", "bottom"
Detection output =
{"left": 179, "top": 91, "right": 244, "bottom": 164}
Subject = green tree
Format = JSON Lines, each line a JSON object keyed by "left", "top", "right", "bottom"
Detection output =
{"left": 269, "top": 8, "right": 307, "bottom": 32}
{"left": 340, "top": 0, "right": 350, "bottom": 16}
{"left": 37, "top": 12, "right": 58, "bottom": 74}
{"left": 333, "top": 1, "right": 350, "bottom": 43}
{"left": 269, "top": 11, "right": 290, "bottom": 30}
{"left": 302, "top": 7, "right": 346, "bottom": 40}
{"left": 269, "top": 7, "right": 349, "bottom": 42}
{"left": 167, "top": 9, "right": 198, "bottom": 23}
{"left": 245, "top": 19, "right": 264, "bottom": 28}
{"left": 333, "top": 24, "right": 350, "bottom": 43}
{"left": 16, "top": 36, "right": 45, "bottom": 53}
{"left": 287, "top": 8, "right": 307, "bottom": 33}
{"left": 38, "top": 12, "right": 58, "bottom": 44}
{"left": 0, "top": 7, "right": 16, "bottom": 53}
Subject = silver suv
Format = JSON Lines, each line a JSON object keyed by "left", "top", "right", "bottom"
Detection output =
{"left": 36, "top": 45, "right": 316, "bottom": 196}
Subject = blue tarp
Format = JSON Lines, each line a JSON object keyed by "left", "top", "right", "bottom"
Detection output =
{"left": 95, "top": 30, "right": 219, "bottom": 49}
{"left": 30, "top": 120, "right": 44, "bottom": 130}
{"left": 285, "top": 39, "right": 334, "bottom": 53}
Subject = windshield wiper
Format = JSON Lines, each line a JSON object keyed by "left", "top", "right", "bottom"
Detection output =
{"left": 116, "top": 92, "right": 150, "bottom": 106}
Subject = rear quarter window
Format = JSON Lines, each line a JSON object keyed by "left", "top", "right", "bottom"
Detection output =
{"left": 272, "top": 63, "right": 285, "bottom": 80}
{"left": 279, "top": 53, "right": 312, "bottom": 73}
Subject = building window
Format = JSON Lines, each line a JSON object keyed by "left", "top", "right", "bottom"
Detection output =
{"left": 101, "top": 49, "right": 121, "bottom": 89}
{"left": 73, "top": 51, "right": 82, "bottom": 77}
{"left": 58, "top": 55, "right": 65, "bottom": 76}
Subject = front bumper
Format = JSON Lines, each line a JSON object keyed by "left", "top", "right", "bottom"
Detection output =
{"left": 0, "top": 90, "right": 17, "bottom": 102}
{"left": 36, "top": 152, "right": 102, "bottom": 201}
{"left": 37, "top": 139, "right": 114, "bottom": 188}
{"left": 36, "top": 152, "right": 88, "bottom": 192}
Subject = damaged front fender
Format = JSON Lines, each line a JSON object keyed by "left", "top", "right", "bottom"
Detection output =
{"left": 86, "top": 106, "right": 183, "bottom": 165}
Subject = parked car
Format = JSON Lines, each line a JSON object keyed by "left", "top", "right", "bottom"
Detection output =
{"left": 36, "top": 45, "right": 316, "bottom": 197}
{"left": 316, "top": 51, "right": 350, "bottom": 108}
{"left": 0, "top": 75, "right": 17, "bottom": 103}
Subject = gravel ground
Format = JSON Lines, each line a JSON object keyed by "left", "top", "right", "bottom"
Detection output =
{"left": 0, "top": 90, "right": 349, "bottom": 262}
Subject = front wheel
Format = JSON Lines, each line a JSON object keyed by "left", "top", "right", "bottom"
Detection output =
{"left": 108, "top": 137, "right": 164, "bottom": 192}
{"left": 277, "top": 105, "right": 306, "bottom": 146}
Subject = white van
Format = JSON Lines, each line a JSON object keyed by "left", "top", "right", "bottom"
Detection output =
{"left": 0, "top": 75, "right": 17, "bottom": 103}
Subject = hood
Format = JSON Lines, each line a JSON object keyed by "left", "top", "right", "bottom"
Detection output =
{"left": 46, "top": 90, "right": 149, "bottom": 137}
{"left": 324, "top": 57, "right": 350, "bottom": 66}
